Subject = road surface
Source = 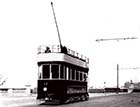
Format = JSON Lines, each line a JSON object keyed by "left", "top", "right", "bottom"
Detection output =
{"left": 0, "top": 93, "right": 140, "bottom": 107}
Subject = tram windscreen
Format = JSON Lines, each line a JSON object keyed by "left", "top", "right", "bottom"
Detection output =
{"left": 52, "top": 65, "right": 59, "bottom": 78}
{"left": 42, "top": 65, "right": 50, "bottom": 78}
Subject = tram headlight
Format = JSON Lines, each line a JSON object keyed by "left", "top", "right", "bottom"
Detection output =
{"left": 43, "top": 87, "right": 47, "bottom": 91}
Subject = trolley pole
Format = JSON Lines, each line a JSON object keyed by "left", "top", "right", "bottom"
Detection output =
{"left": 51, "top": 2, "right": 62, "bottom": 47}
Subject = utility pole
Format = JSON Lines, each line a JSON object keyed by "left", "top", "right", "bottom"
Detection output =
{"left": 96, "top": 36, "right": 138, "bottom": 94}
{"left": 117, "top": 64, "right": 119, "bottom": 94}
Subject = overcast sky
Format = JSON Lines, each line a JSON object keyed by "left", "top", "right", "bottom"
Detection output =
{"left": 0, "top": 0, "right": 140, "bottom": 88}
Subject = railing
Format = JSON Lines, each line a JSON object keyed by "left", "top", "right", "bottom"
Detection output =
{"left": 38, "top": 45, "right": 89, "bottom": 63}
{"left": 37, "top": 45, "right": 61, "bottom": 53}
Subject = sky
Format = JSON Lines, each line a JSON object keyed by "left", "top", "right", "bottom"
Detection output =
{"left": 0, "top": 0, "right": 140, "bottom": 88}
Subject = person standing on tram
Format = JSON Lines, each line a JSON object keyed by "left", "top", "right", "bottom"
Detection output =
{"left": 45, "top": 47, "right": 51, "bottom": 53}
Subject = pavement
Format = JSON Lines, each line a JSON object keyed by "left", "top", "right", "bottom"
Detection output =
{"left": 0, "top": 93, "right": 37, "bottom": 107}
{"left": 89, "top": 92, "right": 127, "bottom": 97}
{"left": 0, "top": 92, "right": 127, "bottom": 107}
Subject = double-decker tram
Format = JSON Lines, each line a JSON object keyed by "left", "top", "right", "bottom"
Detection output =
{"left": 37, "top": 45, "right": 89, "bottom": 104}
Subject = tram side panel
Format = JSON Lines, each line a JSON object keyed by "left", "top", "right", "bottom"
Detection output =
{"left": 37, "top": 80, "right": 88, "bottom": 101}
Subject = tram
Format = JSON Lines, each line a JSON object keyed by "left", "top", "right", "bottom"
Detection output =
{"left": 37, "top": 45, "right": 89, "bottom": 104}
{"left": 36, "top": 2, "right": 89, "bottom": 104}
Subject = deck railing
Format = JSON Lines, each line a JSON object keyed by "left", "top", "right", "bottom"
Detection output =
{"left": 38, "top": 45, "right": 89, "bottom": 63}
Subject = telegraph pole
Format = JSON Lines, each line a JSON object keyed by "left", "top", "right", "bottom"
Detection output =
{"left": 96, "top": 36, "right": 138, "bottom": 93}
{"left": 117, "top": 64, "right": 119, "bottom": 94}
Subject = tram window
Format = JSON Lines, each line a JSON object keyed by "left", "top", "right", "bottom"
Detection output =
{"left": 82, "top": 73, "right": 84, "bottom": 81}
{"left": 84, "top": 73, "right": 87, "bottom": 81}
{"left": 52, "top": 65, "right": 59, "bottom": 78}
{"left": 68, "top": 68, "right": 71, "bottom": 80}
{"left": 80, "top": 72, "right": 83, "bottom": 81}
{"left": 75, "top": 70, "right": 76, "bottom": 80}
{"left": 60, "top": 65, "right": 65, "bottom": 79}
{"left": 76, "top": 71, "right": 79, "bottom": 80}
{"left": 42, "top": 65, "right": 50, "bottom": 79}
{"left": 66, "top": 67, "right": 69, "bottom": 80}
{"left": 39, "top": 72, "right": 41, "bottom": 79}
{"left": 72, "top": 68, "right": 75, "bottom": 80}
{"left": 38, "top": 66, "right": 42, "bottom": 79}
{"left": 65, "top": 66, "right": 67, "bottom": 79}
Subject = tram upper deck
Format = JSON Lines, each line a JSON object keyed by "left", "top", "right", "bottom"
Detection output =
{"left": 37, "top": 45, "right": 89, "bottom": 68}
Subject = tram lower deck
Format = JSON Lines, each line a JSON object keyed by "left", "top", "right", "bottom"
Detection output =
{"left": 37, "top": 79, "right": 89, "bottom": 103}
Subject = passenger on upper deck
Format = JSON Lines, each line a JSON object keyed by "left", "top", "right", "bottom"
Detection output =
{"left": 45, "top": 47, "right": 51, "bottom": 53}
{"left": 60, "top": 45, "right": 67, "bottom": 54}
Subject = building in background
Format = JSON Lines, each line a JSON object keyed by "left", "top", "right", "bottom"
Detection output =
{"left": 124, "top": 80, "right": 140, "bottom": 93}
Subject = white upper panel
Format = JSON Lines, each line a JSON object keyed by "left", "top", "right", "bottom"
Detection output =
{"left": 37, "top": 53, "right": 88, "bottom": 68}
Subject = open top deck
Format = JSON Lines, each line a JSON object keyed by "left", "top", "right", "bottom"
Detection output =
{"left": 37, "top": 45, "right": 89, "bottom": 63}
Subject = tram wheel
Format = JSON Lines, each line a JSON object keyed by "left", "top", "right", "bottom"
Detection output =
{"left": 85, "top": 95, "right": 89, "bottom": 101}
